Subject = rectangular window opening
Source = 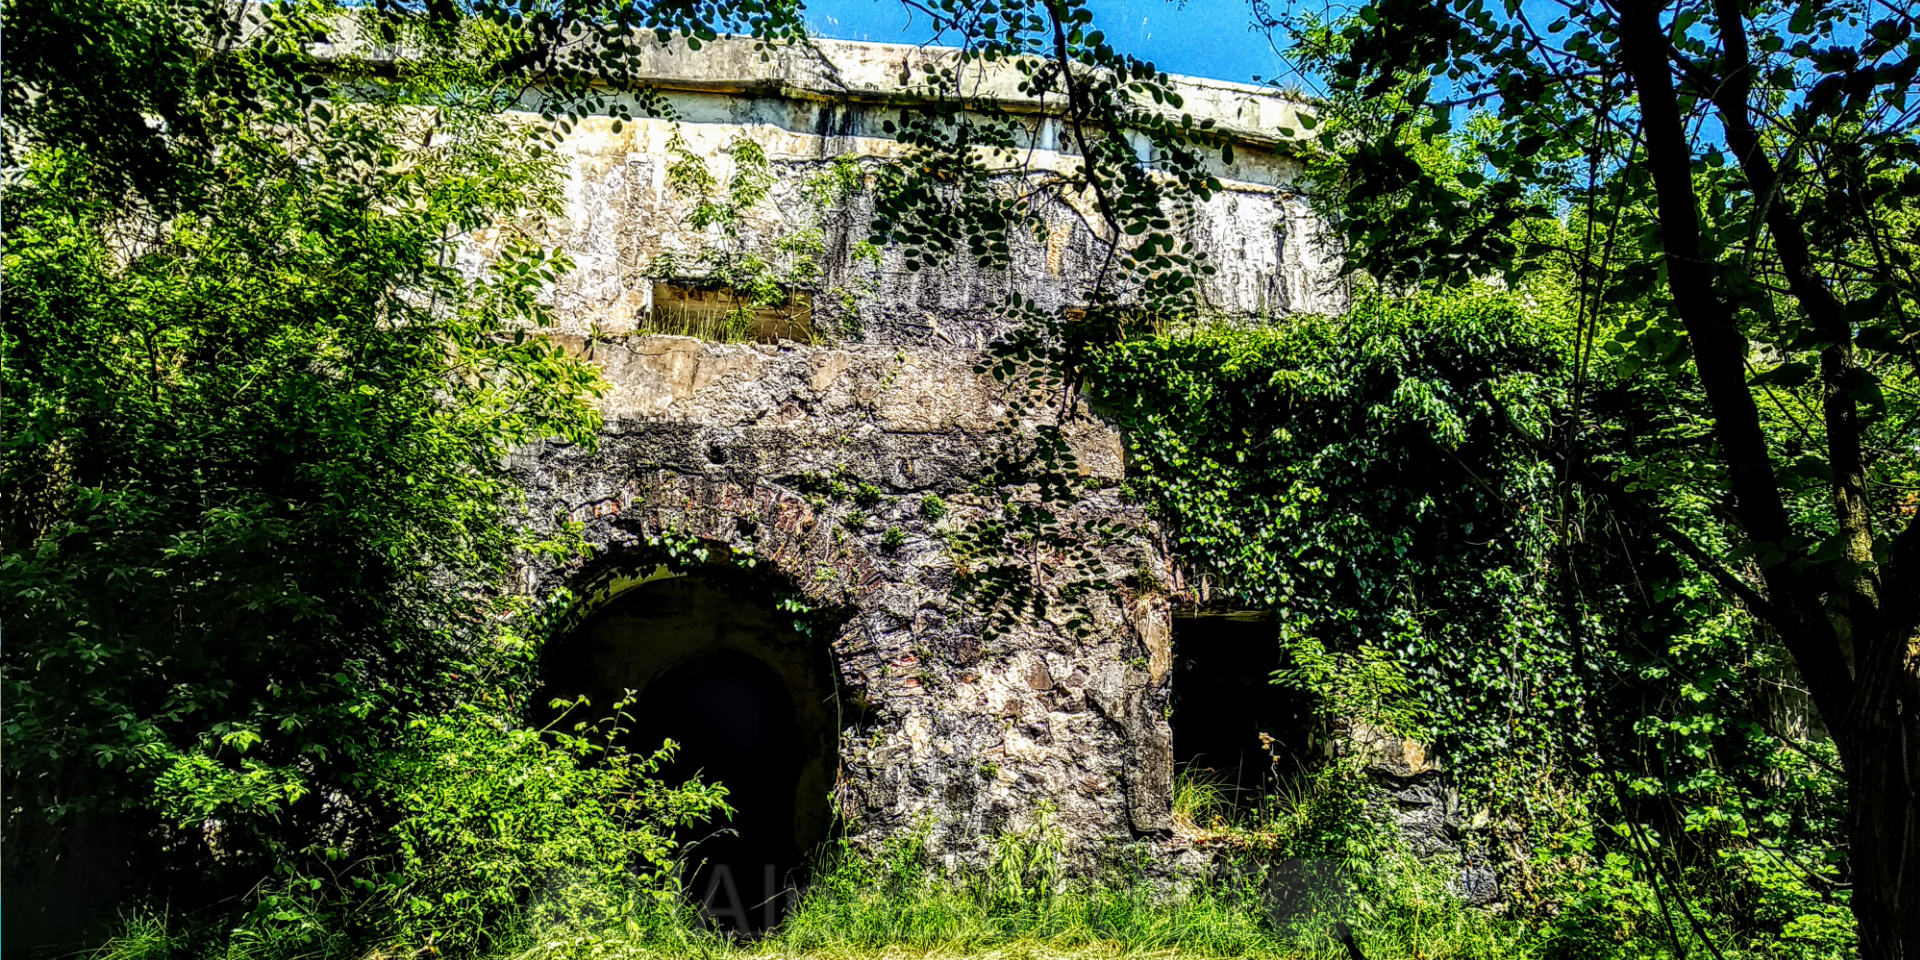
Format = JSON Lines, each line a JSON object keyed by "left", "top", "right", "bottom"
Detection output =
{"left": 1170, "top": 612, "right": 1320, "bottom": 820}
{"left": 643, "top": 281, "right": 815, "bottom": 344}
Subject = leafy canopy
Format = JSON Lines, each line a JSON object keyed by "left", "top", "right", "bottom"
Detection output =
{"left": 1266, "top": 0, "right": 1920, "bottom": 950}
{"left": 0, "top": 0, "right": 761, "bottom": 949}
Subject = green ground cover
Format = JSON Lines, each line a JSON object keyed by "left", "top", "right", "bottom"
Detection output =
{"left": 79, "top": 763, "right": 1837, "bottom": 960}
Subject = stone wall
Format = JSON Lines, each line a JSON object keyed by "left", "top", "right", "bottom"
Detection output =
{"left": 528, "top": 118, "right": 1341, "bottom": 347}
{"left": 452, "top": 35, "right": 1346, "bottom": 348}
{"left": 512, "top": 336, "right": 1174, "bottom": 862}
{"left": 506, "top": 39, "right": 1346, "bottom": 867}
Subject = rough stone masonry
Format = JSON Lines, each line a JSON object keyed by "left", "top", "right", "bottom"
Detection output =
{"left": 504, "top": 36, "right": 1351, "bottom": 873}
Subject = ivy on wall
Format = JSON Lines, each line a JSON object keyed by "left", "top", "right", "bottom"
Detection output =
{"left": 1087, "top": 295, "right": 1576, "bottom": 762}
{"left": 1080, "top": 292, "right": 1849, "bottom": 946}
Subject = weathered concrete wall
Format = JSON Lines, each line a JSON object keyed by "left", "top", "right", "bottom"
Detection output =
{"left": 529, "top": 116, "right": 1339, "bottom": 347}
{"left": 507, "top": 39, "right": 1344, "bottom": 867}
{"left": 513, "top": 336, "right": 1176, "bottom": 863}
{"left": 459, "top": 36, "right": 1346, "bottom": 347}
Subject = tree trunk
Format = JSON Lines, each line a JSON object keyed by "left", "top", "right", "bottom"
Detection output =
{"left": 1843, "top": 622, "right": 1920, "bottom": 957}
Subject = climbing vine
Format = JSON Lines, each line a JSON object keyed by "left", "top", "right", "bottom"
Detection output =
{"left": 1089, "top": 295, "right": 1575, "bottom": 764}
{"left": 1084, "top": 292, "right": 1850, "bottom": 950}
{"left": 942, "top": 299, "right": 1129, "bottom": 642}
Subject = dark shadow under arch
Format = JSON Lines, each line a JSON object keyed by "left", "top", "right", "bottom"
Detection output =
{"left": 637, "top": 650, "right": 802, "bottom": 928}
{"left": 539, "top": 572, "right": 839, "bottom": 933}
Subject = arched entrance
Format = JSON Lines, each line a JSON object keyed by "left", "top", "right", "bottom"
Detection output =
{"left": 540, "top": 572, "right": 838, "bottom": 933}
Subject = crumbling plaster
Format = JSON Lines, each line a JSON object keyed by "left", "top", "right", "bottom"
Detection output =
{"left": 522, "top": 112, "right": 1342, "bottom": 347}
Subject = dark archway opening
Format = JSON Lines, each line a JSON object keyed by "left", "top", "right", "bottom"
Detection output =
{"left": 539, "top": 573, "right": 837, "bottom": 935}
{"left": 1169, "top": 614, "right": 1318, "bottom": 808}
{"left": 636, "top": 650, "right": 801, "bottom": 931}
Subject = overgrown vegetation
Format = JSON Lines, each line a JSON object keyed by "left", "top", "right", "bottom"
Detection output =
{"left": 638, "top": 132, "right": 881, "bottom": 343}
{"left": 6, "top": 0, "right": 1911, "bottom": 954}
{"left": 1, "top": 0, "right": 788, "bottom": 953}
{"left": 1266, "top": 0, "right": 1920, "bottom": 951}
{"left": 1087, "top": 295, "right": 1857, "bottom": 959}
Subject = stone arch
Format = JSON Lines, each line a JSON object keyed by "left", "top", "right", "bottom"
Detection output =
{"left": 546, "top": 473, "right": 880, "bottom": 619}
{"left": 518, "top": 433, "right": 1179, "bottom": 870}
{"left": 540, "top": 566, "right": 840, "bottom": 933}
{"left": 531, "top": 479, "right": 866, "bottom": 931}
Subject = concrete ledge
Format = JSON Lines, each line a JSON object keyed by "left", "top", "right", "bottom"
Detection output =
{"left": 311, "top": 25, "right": 1311, "bottom": 150}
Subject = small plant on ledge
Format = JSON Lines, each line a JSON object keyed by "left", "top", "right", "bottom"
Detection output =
{"left": 638, "top": 129, "right": 880, "bottom": 344}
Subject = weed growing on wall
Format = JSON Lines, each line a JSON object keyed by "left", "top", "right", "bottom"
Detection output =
{"left": 642, "top": 130, "right": 881, "bottom": 343}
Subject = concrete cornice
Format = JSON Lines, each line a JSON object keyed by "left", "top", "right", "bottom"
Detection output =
{"left": 310, "top": 23, "right": 1311, "bottom": 151}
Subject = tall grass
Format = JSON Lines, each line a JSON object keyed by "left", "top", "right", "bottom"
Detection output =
{"left": 747, "top": 778, "right": 1537, "bottom": 960}
{"left": 87, "top": 760, "right": 1819, "bottom": 960}
{"left": 86, "top": 914, "right": 177, "bottom": 960}
{"left": 1172, "top": 769, "right": 1232, "bottom": 837}
{"left": 764, "top": 837, "right": 1283, "bottom": 956}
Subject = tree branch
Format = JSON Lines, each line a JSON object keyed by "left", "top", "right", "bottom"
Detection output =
{"left": 1479, "top": 382, "right": 1784, "bottom": 628}
{"left": 1699, "top": 0, "right": 1880, "bottom": 655}
{"left": 1604, "top": 0, "right": 1852, "bottom": 725}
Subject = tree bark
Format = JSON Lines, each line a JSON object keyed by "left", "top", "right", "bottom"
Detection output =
{"left": 1842, "top": 666, "right": 1920, "bottom": 958}
{"left": 1612, "top": 0, "right": 1849, "bottom": 720}
{"left": 1698, "top": 0, "right": 1877, "bottom": 669}
{"left": 1851, "top": 519, "right": 1920, "bottom": 954}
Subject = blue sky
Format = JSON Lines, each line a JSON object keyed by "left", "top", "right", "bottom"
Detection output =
{"left": 798, "top": 0, "right": 1311, "bottom": 87}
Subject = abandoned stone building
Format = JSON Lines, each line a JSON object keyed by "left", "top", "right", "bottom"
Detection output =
{"left": 497, "top": 36, "right": 1424, "bottom": 922}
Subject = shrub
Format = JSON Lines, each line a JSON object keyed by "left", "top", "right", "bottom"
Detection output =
{"left": 143, "top": 701, "right": 731, "bottom": 958}
{"left": 920, "top": 493, "right": 949, "bottom": 521}
{"left": 369, "top": 702, "right": 731, "bottom": 952}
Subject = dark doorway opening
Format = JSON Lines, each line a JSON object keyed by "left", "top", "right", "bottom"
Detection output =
{"left": 540, "top": 573, "right": 836, "bottom": 935}
{"left": 1169, "top": 614, "right": 1317, "bottom": 808}
{"left": 635, "top": 650, "right": 802, "bottom": 932}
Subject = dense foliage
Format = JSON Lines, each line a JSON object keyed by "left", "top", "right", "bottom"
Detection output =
{"left": 0, "top": 0, "right": 756, "bottom": 952}
{"left": 1088, "top": 295, "right": 1853, "bottom": 957}
{"left": 5, "top": 0, "right": 1907, "bottom": 953}
{"left": 1091, "top": 298, "right": 1566, "bottom": 752}
{"left": 1260, "top": 0, "right": 1920, "bottom": 949}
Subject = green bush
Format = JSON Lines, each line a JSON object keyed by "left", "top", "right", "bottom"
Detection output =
{"left": 371, "top": 703, "right": 731, "bottom": 952}
{"left": 94, "top": 702, "right": 731, "bottom": 959}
